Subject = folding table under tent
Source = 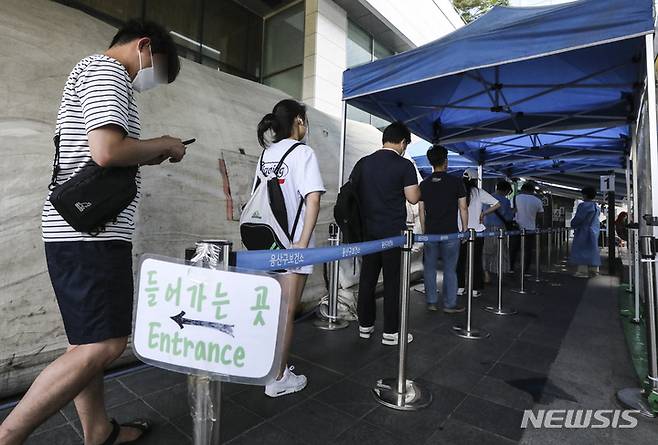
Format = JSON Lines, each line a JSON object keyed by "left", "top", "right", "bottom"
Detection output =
{"left": 339, "top": 0, "right": 655, "bottom": 186}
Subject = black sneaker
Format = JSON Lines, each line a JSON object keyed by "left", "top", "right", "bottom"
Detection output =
{"left": 427, "top": 304, "right": 439, "bottom": 312}
{"left": 443, "top": 305, "right": 466, "bottom": 314}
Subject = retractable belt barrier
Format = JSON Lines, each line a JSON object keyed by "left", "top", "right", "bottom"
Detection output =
{"left": 234, "top": 229, "right": 558, "bottom": 271}
{"left": 229, "top": 226, "right": 571, "bottom": 414}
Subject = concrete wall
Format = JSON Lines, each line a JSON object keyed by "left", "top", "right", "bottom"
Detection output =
{"left": 0, "top": 0, "right": 385, "bottom": 398}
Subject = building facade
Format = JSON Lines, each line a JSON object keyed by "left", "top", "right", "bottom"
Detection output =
{"left": 56, "top": 0, "right": 463, "bottom": 121}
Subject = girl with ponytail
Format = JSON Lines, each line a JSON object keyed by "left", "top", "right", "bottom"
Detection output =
{"left": 456, "top": 168, "right": 500, "bottom": 298}
{"left": 253, "top": 99, "right": 325, "bottom": 398}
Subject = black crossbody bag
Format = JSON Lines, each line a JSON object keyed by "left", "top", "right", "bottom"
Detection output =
{"left": 48, "top": 132, "right": 138, "bottom": 235}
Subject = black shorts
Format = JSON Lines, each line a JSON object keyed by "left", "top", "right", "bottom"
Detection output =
{"left": 45, "top": 241, "right": 134, "bottom": 345}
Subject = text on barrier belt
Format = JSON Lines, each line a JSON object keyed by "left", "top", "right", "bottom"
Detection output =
{"left": 235, "top": 235, "right": 405, "bottom": 271}
{"left": 234, "top": 228, "right": 565, "bottom": 271}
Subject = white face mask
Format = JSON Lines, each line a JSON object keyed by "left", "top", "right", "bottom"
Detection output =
{"left": 132, "top": 46, "right": 157, "bottom": 93}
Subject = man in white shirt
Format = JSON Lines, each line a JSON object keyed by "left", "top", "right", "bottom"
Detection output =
{"left": 510, "top": 181, "right": 544, "bottom": 273}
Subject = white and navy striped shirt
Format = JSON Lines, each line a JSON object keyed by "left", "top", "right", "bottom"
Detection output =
{"left": 42, "top": 54, "right": 141, "bottom": 243}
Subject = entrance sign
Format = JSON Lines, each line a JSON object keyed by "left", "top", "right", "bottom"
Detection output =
{"left": 133, "top": 257, "right": 284, "bottom": 383}
{"left": 601, "top": 174, "right": 615, "bottom": 193}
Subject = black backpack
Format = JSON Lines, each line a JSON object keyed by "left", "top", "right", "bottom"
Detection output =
{"left": 334, "top": 161, "right": 365, "bottom": 243}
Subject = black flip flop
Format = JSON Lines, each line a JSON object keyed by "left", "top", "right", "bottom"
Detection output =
{"left": 99, "top": 418, "right": 152, "bottom": 445}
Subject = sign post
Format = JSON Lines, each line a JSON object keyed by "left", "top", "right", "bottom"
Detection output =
{"left": 133, "top": 243, "right": 286, "bottom": 444}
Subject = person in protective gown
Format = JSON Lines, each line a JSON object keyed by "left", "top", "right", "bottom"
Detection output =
{"left": 569, "top": 186, "right": 601, "bottom": 278}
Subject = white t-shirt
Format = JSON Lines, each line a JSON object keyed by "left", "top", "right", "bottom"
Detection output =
{"left": 252, "top": 138, "right": 326, "bottom": 248}
{"left": 513, "top": 193, "right": 544, "bottom": 230}
{"left": 458, "top": 188, "right": 498, "bottom": 232}
{"left": 42, "top": 54, "right": 141, "bottom": 242}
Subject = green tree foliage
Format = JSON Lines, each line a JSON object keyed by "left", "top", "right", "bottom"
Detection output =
{"left": 452, "top": 0, "right": 509, "bottom": 23}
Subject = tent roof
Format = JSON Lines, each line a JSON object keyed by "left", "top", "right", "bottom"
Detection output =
{"left": 343, "top": 0, "right": 654, "bottom": 177}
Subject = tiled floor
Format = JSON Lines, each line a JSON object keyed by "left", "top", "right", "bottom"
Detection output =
{"left": 2, "top": 260, "right": 654, "bottom": 444}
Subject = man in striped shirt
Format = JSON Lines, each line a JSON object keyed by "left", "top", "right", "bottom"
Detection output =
{"left": 0, "top": 21, "right": 187, "bottom": 445}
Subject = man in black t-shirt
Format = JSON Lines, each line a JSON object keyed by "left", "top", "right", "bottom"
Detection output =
{"left": 419, "top": 145, "right": 468, "bottom": 313}
{"left": 353, "top": 122, "right": 419, "bottom": 345}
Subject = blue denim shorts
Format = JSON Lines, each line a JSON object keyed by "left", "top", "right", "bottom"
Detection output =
{"left": 45, "top": 241, "right": 133, "bottom": 345}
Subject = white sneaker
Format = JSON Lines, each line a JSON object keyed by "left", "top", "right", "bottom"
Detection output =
{"left": 359, "top": 325, "right": 375, "bottom": 339}
{"left": 382, "top": 332, "right": 413, "bottom": 345}
{"left": 457, "top": 288, "right": 465, "bottom": 296}
{"left": 472, "top": 290, "right": 482, "bottom": 298}
{"left": 264, "top": 366, "right": 307, "bottom": 398}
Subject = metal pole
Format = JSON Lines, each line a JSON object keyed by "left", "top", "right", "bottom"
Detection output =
{"left": 547, "top": 229, "right": 563, "bottom": 286}
{"left": 315, "top": 223, "right": 348, "bottom": 330}
{"left": 633, "top": 228, "right": 642, "bottom": 324}
{"left": 608, "top": 191, "right": 616, "bottom": 275}
{"left": 643, "top": 237, "right": 658, "bottom": 398}
{"left": 511, "top": 229, "right": 531, "bottom": 294}
{"left": 617, "top": 236, "right": 658, "bottom": 418}
{"left": 616, "top": 38, "right": 658, "bottom": 413}
{"left": 626, "top": 157, "right": 634, "bottom": 294}
{"left": 338, "top": 100, "right": 347, "bottom": 186}
{"left": 484, "top": 228, "right": 517, "bottom": 316}
{"left": 189, "top": 240, "right": 232, "bottom": 445}
{"left": 631, "top": 131, "right": 641, "bottom": 323}
{"left": 373, "top": 228, "right": 432, "bottom": 410}
{"left": 453, "top": 229, "right": 490, "bottom": 339}
{"left": 628, "top": 226, "right": 634, "bottom": 294}
{"left": 534, "top": 230, "right": 542, "bottom": 283}
{"left": 645, "top": 33, "right": 658, "bottom": 239}
{"left": 547, "top": 230, "right": 553, "bottom": 269}
{"left": 559, "top": 228, "right": 569, "bottom": 271}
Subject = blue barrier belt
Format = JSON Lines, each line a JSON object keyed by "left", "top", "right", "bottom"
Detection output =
{"left": 234, "top": 228, "right": 564, "bottom": 271}
{"left": 235, "top": 235, "right": 405, "bottom": 271}
{"left": 414, "top": 232, "right": 465, "bottom": 243}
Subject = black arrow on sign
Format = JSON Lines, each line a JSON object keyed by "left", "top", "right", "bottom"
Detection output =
{"left": 170, "top": 311, "right": 235, "bottom": 337}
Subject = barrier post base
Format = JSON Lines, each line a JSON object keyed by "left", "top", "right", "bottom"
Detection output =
{"left": 373, "top": 378, "right": 432, "bottom": 411}
{"left": 510, "top": 288, "right": 535, "bottom": 295}
{"left": 616, "top": 388, "right": 657, "bottom": 418}
{"left": 483, "top": 305, "right": 517, "bottom": 316}
{"left": 313, "top": 318, "right": 349, "bottom": 330}
{"left": 451, "top": 324, "right": 490, "bottom": 339}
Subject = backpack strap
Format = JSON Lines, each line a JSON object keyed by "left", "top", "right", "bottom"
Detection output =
{"left": 255, "top": 141, "right": 304, "bottom": 189}
{"left": 349, "top": 159, "right": 362, "bottom": 187}
{"left": 494, "top": 207, "right": 510, "bottom": 223}
{"left": 273, "top": 142, "right": 304, "bottom": 177}
{"left": 253, "top": 151, "right": 265, "bottom": 194}
{"left": 289, "top": 195, "right": 304, "bottom": 242}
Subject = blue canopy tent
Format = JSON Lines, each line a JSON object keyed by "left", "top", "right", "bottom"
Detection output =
{"left": 337, "top": 0, "right": 658, "bottom": 415}
{"left": 339, "top": 0, "right": 655, "bottom": 182}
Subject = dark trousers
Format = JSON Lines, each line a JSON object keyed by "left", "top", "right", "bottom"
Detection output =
{"left": 509, "top": 233, "right": 535, "bottom": 272}
{"left": 457, "top": 237, "right": 484, "bottom": 290}
{"left": 357, "top": 248, "right": 401, "bottom": 334}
